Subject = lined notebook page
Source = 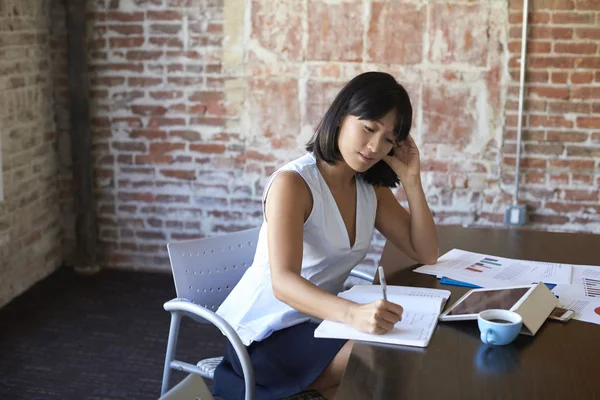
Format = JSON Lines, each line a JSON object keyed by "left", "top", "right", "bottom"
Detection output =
{"left": 314, "top": 285, "right": 451, "bottom": 347}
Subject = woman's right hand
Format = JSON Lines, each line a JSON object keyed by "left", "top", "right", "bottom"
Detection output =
{"left": 346, "top": 300, "right": 404, "bottom": 335}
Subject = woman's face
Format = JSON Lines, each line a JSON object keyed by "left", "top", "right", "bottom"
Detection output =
{"left": 337, "top": 109, "right": 397, "bottom": 172}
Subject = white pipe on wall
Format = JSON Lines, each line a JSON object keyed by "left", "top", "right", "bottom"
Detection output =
{"left": 513, "top": 0, "right": 529, "bottom": 205}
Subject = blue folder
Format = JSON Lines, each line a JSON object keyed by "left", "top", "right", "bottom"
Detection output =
{"left": 439, "top": 276, "right": 557, "bottom": 292}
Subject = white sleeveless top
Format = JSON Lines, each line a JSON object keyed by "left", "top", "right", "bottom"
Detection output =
{"left": 216, "top": 153, "right": 377, "bottom": 345}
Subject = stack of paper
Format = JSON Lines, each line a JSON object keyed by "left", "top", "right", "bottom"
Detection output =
{"left": 419, "top": 249, "right": 600, "bottom": 325}
{"left": 414, "top": 249, "right": 573, "bottom": 288}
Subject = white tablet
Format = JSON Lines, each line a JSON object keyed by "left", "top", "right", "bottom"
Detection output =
{"left": 439, "top": 284, "right": 536, "bottom": 321}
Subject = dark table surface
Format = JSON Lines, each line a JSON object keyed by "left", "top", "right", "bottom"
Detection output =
{"left": 337, "top": 225, "right": 600, "bottom": 400}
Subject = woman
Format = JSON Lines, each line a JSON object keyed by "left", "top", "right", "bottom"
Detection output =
{"left": 213, "top": 71, "right": 438, "bottom": 399}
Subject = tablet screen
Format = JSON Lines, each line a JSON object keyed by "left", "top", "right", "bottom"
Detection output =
{"left": 446, "top": 287, "right": 530, "bottom": 316}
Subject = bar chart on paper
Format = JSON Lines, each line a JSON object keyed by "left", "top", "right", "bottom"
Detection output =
{"left": 465, "top": 257, "right": 501, "bottom": 273}
{"left": 583, "top": 278, "right": 600, "bottom": 298}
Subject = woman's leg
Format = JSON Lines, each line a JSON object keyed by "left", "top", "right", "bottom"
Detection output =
{"left": 306, "top": 340, "right": 353, "bottom": 399}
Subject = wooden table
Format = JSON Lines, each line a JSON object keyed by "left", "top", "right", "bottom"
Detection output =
{"left": 337, "top": 225, "right": 600, "bottom": 400}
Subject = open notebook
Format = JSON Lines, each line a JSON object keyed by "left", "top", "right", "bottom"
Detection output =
{"left": 314, "top": 285, "right": 451, "bottom": 347}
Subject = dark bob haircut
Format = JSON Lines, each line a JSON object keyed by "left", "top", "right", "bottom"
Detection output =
{"left": 306, "top": 71, "right": 412, "bottom": 188}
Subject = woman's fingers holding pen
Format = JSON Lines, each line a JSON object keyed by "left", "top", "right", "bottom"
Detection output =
{"left": 376, "top": 300, "right": 403, "bottom": 325}
{"left": 347, "top": 300, "right": 403, "bottom": 335}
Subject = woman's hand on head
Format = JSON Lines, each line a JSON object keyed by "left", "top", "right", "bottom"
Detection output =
{"left": 346, "top": 300, "right": 403, "bottom": 335}
{"left": 382, "top": 134, "right": 421, "bottom": 187}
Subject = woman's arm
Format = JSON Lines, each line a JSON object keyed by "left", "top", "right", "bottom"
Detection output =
{"left": 265, "top": 172, "right": 403, "bottom": 334}
{"left": 374, "top": 183, "right": 438, "bottom": 265}
{"left": 377, "top": 135, "right": 439, "bottom": 265}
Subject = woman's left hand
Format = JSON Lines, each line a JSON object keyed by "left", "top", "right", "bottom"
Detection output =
{"left": 382, "top": 134, "right": 421, "bottom": 186}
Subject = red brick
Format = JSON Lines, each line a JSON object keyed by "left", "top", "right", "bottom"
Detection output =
{"left": 549, "top": 159, "right": 594, "bottom": 171}
{"left": 190, "top": 116, "right": 226, "bottom": 126}
{"left": 108, "top": 25, "right": 144, "bottom": 35}
{"left": 528, "top": 86, "right": 570, "bottom": 100}
{"left": 551, "top": 72, "right": 568, "bottom": 84}
{"left": 147, "top": 117, "right": 185, "bottom": 128}
{"left": 548, "top": 101, "right": 590, "bottom": 114}
{"left": 575, "top": 28, "right": 600, "bottom": 40}
{"left": 529, "top": 115, "right": 573, "bottom": 128}
{"left": 109, "top": 37, "right": 145, "bottom": 48}
{"left": 127, "top": 77, "right": 163, "bottom": 88}
{"left": 155, "top": 194, "right": 190, "bottom": 204}
{"left": 160, "top": 169, "right": 196, "bottom": 180}
{"left": 150, "top": 24, "right": 181, "bottom": 35}
{"left": 306, "top": 1, "right": 363, "bottom": 62}
{"left": 528, "top": 26, "right": 573, "bottom": 40}
{"left": 572, "top": 174, "right": 593, "bottom": 185}
{"left": 545, "top": 202, "right": 583, "bottom": 214}
{"left": 528, "top": 56, "right": 575, "bottom": 69}
{"left": 93, "top": 63, "right": 144, "bottom": 73}
{"left": 129, "top": 130, "right": 168, "bottom": 140}
{"left": 368, "top": 2, "right": 424, "bottom": 64}
{"left": 508, "top": 40, "right": 551, "bottom": 53}
{"left": 130, "top": 105, "right": 167, "bottom": 116}
{"left": 571, "top": 72, "right": 594, "bottom": 84}
{"left": 576, "top": 117, "right": 600, "bottom": 129}
{"left": 113, "top": 117, "right": 143, "bottom": 127}
{"left": 503, "top": 156, "right": 546, "bottom": 169}
{"left": 571, "top": 86, "right": 600, "bottom": 99}
{"left": 169, "top": 130, "right": 202, "bottom": 141}
{"left": 148, "top": 11, "right": 182, "bottom": 21}
{"left": 566, "top": 146, "right": 600, "bottom": 157}
{"left": 529, "top": 214, "right": 570, "bottom": 225}
{"left": 106, "top": 12, "right": 144, "bottom": 22}
{"left": 112, "top": 141, "right": 146, "bottom": 152}
{"left": 524, "top": 143, "right": 564, "bottom": 155}
{"left": 554, "top": 42, "right": 597, "bottom": 54}
{"left": 509, "top": 69, "right": 549, "bottom": 83}
{"left": 509, "top": 11, "right": 550, "bottom": 24}
{"left": 189, "top": 144, "right": 226, "bottom": 154}
{"left": 135, "top": 155, "right": 173, "bottom": 164}
{"left": 575, "top": 57, "right": 600, "bottom": 69}
{"left": 560, "top": 189, "right": 598, "bottom": 201}
{"left": 167, "top": 76, "right": 204, "bottom": 86}
{"left": 149, "top": 142, "right": 185, "bottom": 154}
{"left": 150, "top": 91, "right": 184, "bottom": 100}
{"left": 118, "top": 192, "right": 155, "bottom": 203}
{"left": 552, "top": 12, "right": 596, "bottom": 24}
{"left": 525, "top": 172, "right": 546, "bottom": 184}
{"left": 546, "top": 130, "right": 588, "bottom": 142}
{"left": 251, "top": 0, "right": 302, "bottom": 61}
{"left": 149, "top": 37, "right": 184, "bottom": 48}
{"left": 126, "top": 51, "right": 163, "bottom": 61}
{"left": 549, "top": 173, "right": 569, "bottom": 185}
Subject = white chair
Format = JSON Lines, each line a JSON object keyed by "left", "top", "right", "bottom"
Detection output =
{"left": 160, "top": 227, "right": 374, "bottom": 400}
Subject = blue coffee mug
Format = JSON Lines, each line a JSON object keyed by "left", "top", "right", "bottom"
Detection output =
{"left": 478, "top": 309, "right": 523, "bottom": 345}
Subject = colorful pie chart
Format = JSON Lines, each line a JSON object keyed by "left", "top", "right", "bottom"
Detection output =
{"left": 594, "top": 307, "right": 600, "bottom": 316}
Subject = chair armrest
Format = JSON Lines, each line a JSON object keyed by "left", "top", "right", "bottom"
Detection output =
{"left": 349, "top": 269, "right": 375, "bottom": 283}
{"left": 163, "top": 298, "right": 246, "bottom": 350}
{"left": 163, "top": 299, "right": 255, "bottom": 400}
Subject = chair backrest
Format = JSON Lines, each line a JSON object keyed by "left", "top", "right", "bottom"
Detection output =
{"left": 167, "top": 227, "right": 261, "bottom": 314}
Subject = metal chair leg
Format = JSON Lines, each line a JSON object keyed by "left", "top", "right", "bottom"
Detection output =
{"left": 161, "top": 311, "right": 182, "bottom": 396}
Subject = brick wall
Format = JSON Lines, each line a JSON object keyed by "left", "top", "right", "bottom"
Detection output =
{"left": 503, "top": 0, "right": 600, "bottom": 231}
{"left": 87, "top": 0, "right": 599, "bottom": 273}
{"left": 0, "top": 1, "right": 69, "bottom": 308}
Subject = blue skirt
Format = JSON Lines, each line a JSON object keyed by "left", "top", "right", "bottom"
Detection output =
{"left": 212, "top": 322, "right": 347, "bottom": 400}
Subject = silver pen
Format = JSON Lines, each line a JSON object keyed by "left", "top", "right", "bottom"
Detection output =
{"left": 378, "top": 265, "right": 387, "bottom": 301}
